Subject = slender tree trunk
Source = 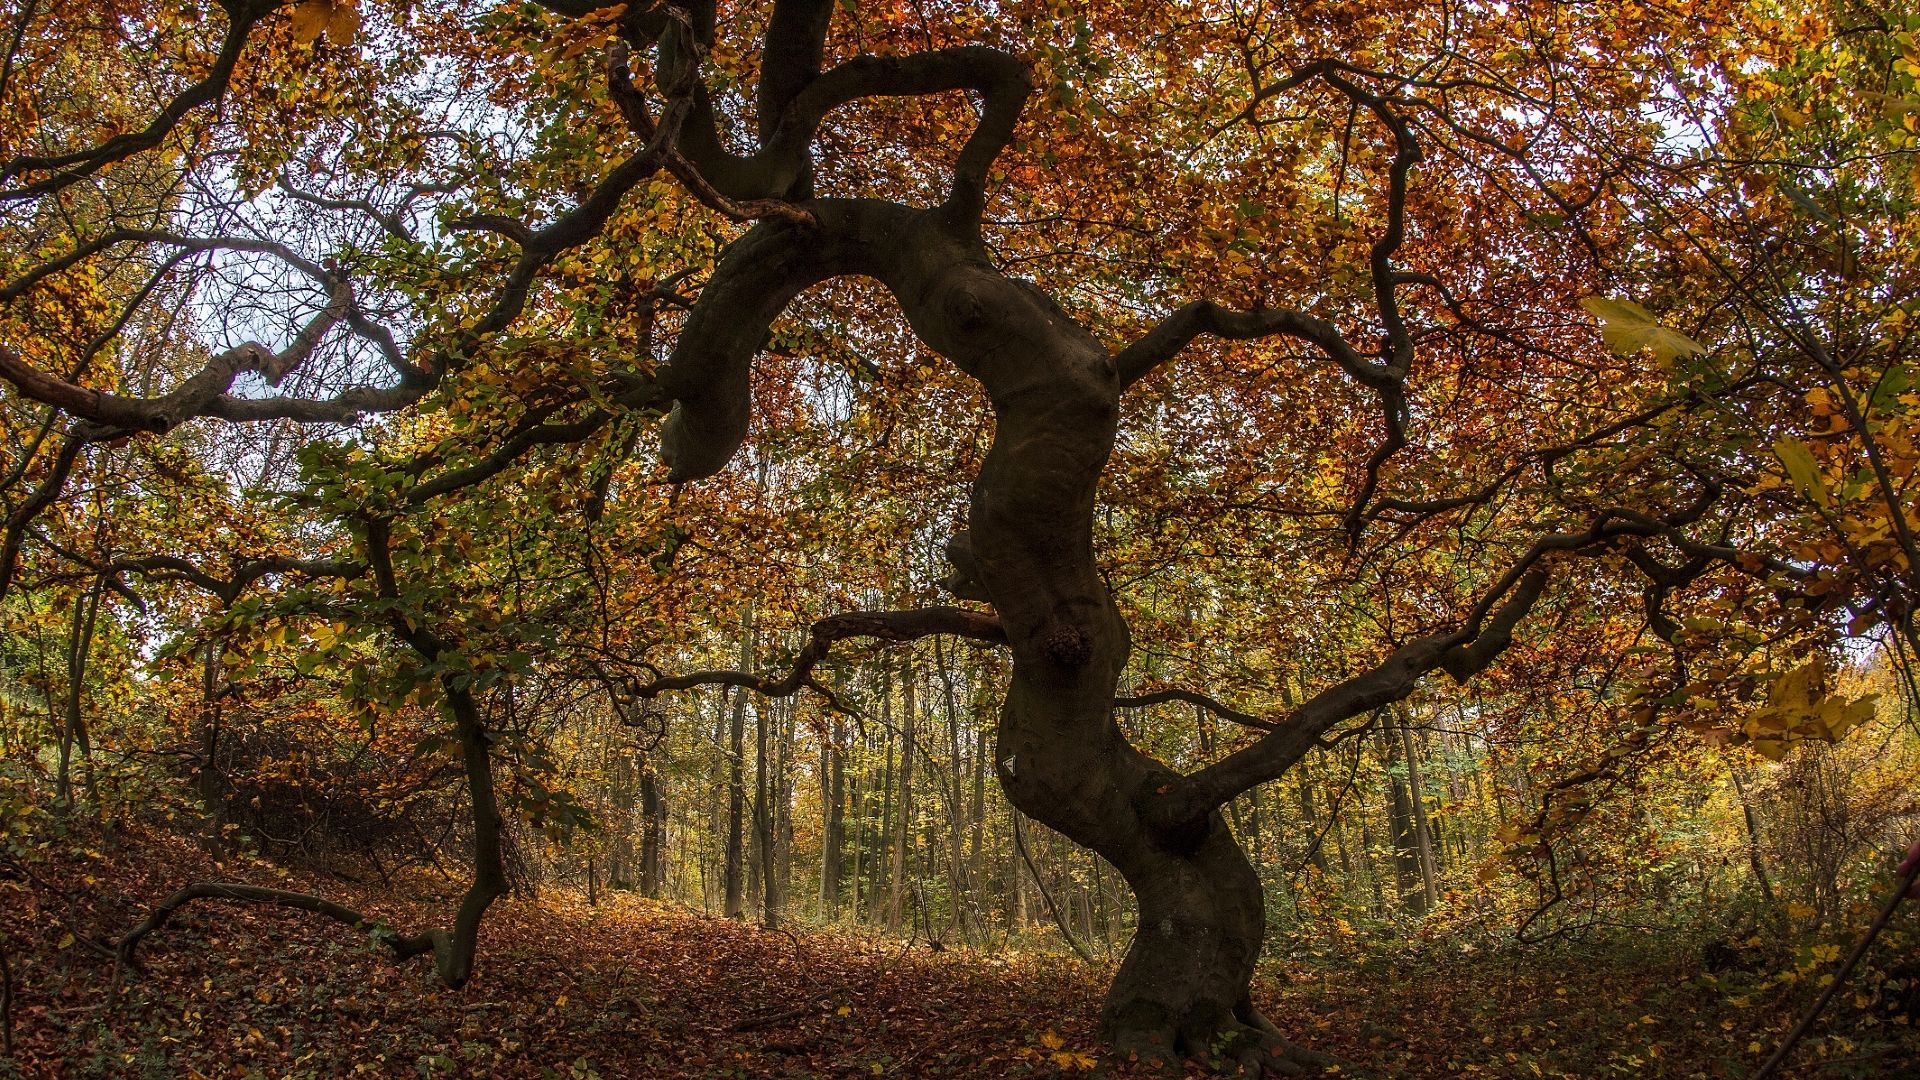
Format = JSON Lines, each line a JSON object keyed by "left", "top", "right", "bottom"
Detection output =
{"left": 1296, "top": 772, "right": 1329, "bottom": 876}
{"left": 751, "top": 690, "right": 769, "bottom": 923}
{"left": 1398, "top": 715, "right": 1440, "bottom": 910}
{"left": 639, "top": 760, "right": 665, "bottom": 897}
{"left": 198, "top": 641, "right": 226, "bottom": 855}
{"left": 1008, "top": 811, "right": 1029, "bottom": 931}
{"left": 821, "top": 721, "right": 845, "bottom": 917}
{"left": 1730, "top": 765, "right": 1777, "bottom": 904}
{"left": 875, "top": 686, "right": 895, "bottom": 925}
{"left": 1380, "top": 725, "right": 1425, "bottom": 915}
{"left": 1359, "top": 813, "right": 1385, "bottom": 914}
{"left": 724, "top": 684, "right": 748, "bottom": 919}
{"left": 55, "top": 575, "right": 103, "bottom": 811}
{"left": 887, "top": 658, "right": 916, "bottom": 932}
{"left": 936, "top": 639, "right": 972, "bottom": 937}
{"left": 848, "top": 723, "right": 867, "bottom": 923}
{"left": 398, "top": 680, "right": 509, "bottom": 989}
{"left": 758, "top": 693, "right": 785, "bottom": 928}
{"left": 970, "top": 724, "right": 987, "bottom": 910}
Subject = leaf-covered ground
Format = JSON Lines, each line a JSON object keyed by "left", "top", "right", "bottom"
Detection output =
{"left": 3, "top": 830, "right": 1915, "bottom": 1078}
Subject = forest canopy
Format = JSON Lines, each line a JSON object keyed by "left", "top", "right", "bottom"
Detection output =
{"left": 1, "top": 0, "right": 1918, "bottom": 1075}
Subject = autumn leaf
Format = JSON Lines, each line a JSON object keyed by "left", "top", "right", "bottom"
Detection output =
{"left": 326, "top": 0, "right": 362, "bottom": 46}
{"left": 1580, "top": 296, "right": 1707, "bottom": 364}
{"left": 289, "top": 0, "right": 358, "bottom": 46}
{"left": 1772, "top": 437, "right": 1832, "bottom": 507}
{"left": 289, "top": 0, "right": 333, "bottom": 46}
{"left": 1741, "top": 657, "right": 1878, "bottom": 748}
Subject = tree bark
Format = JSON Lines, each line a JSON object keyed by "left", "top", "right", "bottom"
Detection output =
{"left": 1296, "top": 773, "right": 1329, "bottom": 876}
{"left": 198, "top": 640, "right": 227, "bottom": 855}
{"left": 752, "top": 680, "right": 770, "bottom": 923}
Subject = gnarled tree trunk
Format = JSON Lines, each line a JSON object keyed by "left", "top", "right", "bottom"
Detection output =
{"left": 658, "top": 200, "right": 1332, "bottom": 1071}
{"left": 640, "top": 12, "right": 1550, "bottom": 1069}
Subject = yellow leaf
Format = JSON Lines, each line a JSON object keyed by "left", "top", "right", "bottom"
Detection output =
{"left": 1051, "top": 1049, "right": 1097, "bottom": 1070}
{"left": 1773, "top": 437, "right": 1831, "bottom": 508}
{"left": 289, "top": 0, "right": 333, "bottom": 46}
{"left": 57, "top": 932, "right": 74, "bottom": 949}
{"left": 1580, "top": 296, "right": 1706, "bottom": 364}
{"left": 1039, "top": 1029, "right": 1065, "bottom": 1050}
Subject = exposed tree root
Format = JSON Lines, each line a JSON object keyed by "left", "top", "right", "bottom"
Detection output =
{"left": 112, "top": 881, "right": 479, "bottom": 990}
{"left": 1101, "top": 1005, "right": 1347, "bottom": 1078}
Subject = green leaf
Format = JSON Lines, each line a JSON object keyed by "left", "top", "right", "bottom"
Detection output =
{"left": 1777, "top": 180, "right": 1841, "bottom": 228}
{"left": 1869, "top": 363, "right": 1912, "bottom": 415}
{"left": 1772, "top": 436, "right": 1831, "bottom": 508}
{"left": 1580, "top": 297, "right": 1706, "bottom": 364}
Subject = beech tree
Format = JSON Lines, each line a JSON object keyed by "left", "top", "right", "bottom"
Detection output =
{"left": 3, "top": 0, "right": 1912, "bottom": 1072}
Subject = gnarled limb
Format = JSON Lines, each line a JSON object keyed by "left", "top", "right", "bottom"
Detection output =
{"left": 1113, "top": 687, "right": 1279, "bottom": 733}
{"left": 0, "top": 275, "right": 346, "bottom": 434}
{"left": 755, "top": 0, "right": 835, "bottom": 144}
{"left": 656, "top": 208, "right": 889, "bottom": 481}
{"left": 0, "top": 230, "right": 331, "bottom": 304}
{"left": 630, "top": 606, "right": 1007, "bottom": 702}
{"left": 115, "top": 882, "right": 444, "bottom": 976}
{"left": 612, "top": 14, "right": 1032, "bottom": 215}
{"left": 1114, "top": 300, "right": 1384, "bottom": 390}
{"left": 102, "top": 553, "right": 361, "bottom": 607}
{"left": 0, "top": 131, "right": 673, "bottom": 436}
{"left": 1124, "top": 60, "right": 1426, "bottom": 542}
{"left": 1146, "top": 499, "right": 1734, "bottom": 834}
{"left": 0, "top": 430, "right": 83, "bottom": 599}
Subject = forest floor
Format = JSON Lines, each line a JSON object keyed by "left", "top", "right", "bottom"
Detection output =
{"left": 1, "top": 828, "right": 1916, "bottom": 1079}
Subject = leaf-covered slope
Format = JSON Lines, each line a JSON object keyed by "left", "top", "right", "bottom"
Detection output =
{"left": 5, "top": 829, "right": 1916, "bottom": 1078}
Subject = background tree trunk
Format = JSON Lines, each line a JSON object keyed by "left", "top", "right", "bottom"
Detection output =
{"left": 887, "top": 658, "right": 916, "bottom": 933}
{"left": 1399, "top": 714, "right": 1440, "bottom": 911}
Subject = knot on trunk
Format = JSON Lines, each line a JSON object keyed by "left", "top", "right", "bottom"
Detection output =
{"left": 939, "top": 532, "right": 991, "bottom": 602}
{"left": 1043, "top": 622, "right": 1093, "bottom": 667}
